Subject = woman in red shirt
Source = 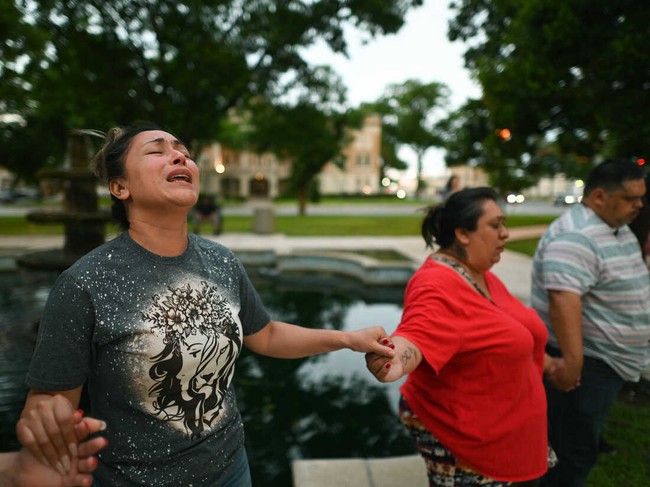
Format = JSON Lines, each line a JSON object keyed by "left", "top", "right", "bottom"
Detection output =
{"left": 367, "top": 187, "right": 556, "bottom": 486}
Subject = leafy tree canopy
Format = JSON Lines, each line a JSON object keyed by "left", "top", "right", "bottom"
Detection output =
{"left": 0, "top": 0, "right": 423, "bottom": 182}
{"left": 447, "top": 0, "right": 650, "bottom": 179}
{"left": 224, "top": 65, "right": 353, "bottom": 214}
{"left": 371, "top": 79, "right": 449, "bottom": 196}
{"left": 441, "top": 98, "right": 592, "bottom": 194}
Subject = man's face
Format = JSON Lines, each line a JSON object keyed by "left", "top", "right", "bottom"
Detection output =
{"left": 598, "top": 178, "right": 646, "bottom": 228}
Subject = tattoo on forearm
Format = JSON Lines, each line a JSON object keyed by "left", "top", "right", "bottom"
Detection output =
{"left": 401, "top": 346, "right": 418, "bottom": 367}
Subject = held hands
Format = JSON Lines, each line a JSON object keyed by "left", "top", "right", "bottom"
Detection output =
{"left": 543, "top": 354, "right": 562, "bottom": 376}
{"left": 12, "top": 414, "right": 108, "bottom": 487}
{"left": 16, "top": 394, "right": 107, "bottom": 479}
{"left": 544, "top": 356, "right": 582, "bottom": 392}
{"left": 17, "top": 394, "right": 79, "bottom": 475}
{"left": 346, "top": 326, "right": 395, "bottom": 358}
{"left": 365, "top": 351, "right": 404, "bottom": 383}
{"left": 366, "top": 336, "right": 420, "bottom": 383}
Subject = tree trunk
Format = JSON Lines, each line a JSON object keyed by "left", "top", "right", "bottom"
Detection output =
{"left": 416, "top": 150, "right": 425, "bottom": 199}
{"left": 297, "top": 187, "right": 308, "bottom": 216}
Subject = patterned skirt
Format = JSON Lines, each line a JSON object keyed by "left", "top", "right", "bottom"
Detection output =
{"left": 399, "top": 395, "right": 511, "bottom": 487}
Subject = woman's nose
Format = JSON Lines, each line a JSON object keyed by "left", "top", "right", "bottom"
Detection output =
{"left": 172, "top": 150, "right": 186, "bottom": 165}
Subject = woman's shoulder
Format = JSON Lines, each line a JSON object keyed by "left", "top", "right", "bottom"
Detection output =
{"left": 47, "top": 235, "right": 132, "bottom": 291}
{"left": 191, "top": 234, "right": 234, "bottom": 253}
{"left": 485, "top": 270, "right": 507, "bottom": 287}
{"left": 408, "top": 258, "right": 464, "bottom": 291}
{"left": 64, "top": 233, "right": 130, "bottom": 272}
{"left": 190, "top": 235, "right": 242, "bottom": 266}
{"left": 484, "top": 271, "right": 514, "bottom": 298}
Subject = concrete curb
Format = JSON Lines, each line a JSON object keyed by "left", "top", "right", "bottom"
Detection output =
{"left": 292, "top": 455, "right": 428, "bottom": 487}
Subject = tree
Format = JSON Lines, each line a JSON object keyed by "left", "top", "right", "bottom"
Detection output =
{"left": 448, "top": 0, "right": 650, "bottom": 175}
{"left": 223, "top": 66, "right": 352, "bottom": 215}
{"left": 440, "top": 98, "right": 586, "bottom": 194}
{"left": 372, "top": 80, "right": 449, "bottom": 198}
{"left": 441, "top": 99, "right": 526, "bottom": 193}
{"left": 0, "top": 0, "right": 424, "bottom": 182}
{"left": 247, "top": 101, "right": 350, "bottom": 216}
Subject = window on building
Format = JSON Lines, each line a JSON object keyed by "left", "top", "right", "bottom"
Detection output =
{"left": 221, "top": 177, "right": 239, "bottom": 198}
{"left": 249, "top": 176, "right": 269, "bottom": 197}
{"left": 356, "top": 154, "right": 371, "bottom": 167}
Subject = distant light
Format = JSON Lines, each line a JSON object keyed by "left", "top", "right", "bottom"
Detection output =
{"left": 362, "top": 185, "right": 372, "bottom": 195}
{"left": 498, "top": 128, "right": 511, "bottom": 141}
{"left": 381, "top": 177, "right": 391, "bottom": 187}
{"left": 638, "top": 158, "right": 646, "bottom": 166}
{"left": 396, "top": 189, "right": 406, "bottom": 199}
{"left": 507, "top": 193, "right": 525, "bottom": 204}
{"left": 0, "top": 113, "right": 26, "bottom": 125}
{"left": 214, "top": 163, "right": 225, "bottom": 174}
{"left": 255, "top": 172, "right": 264, "bottom": 181}
{"left": 565, "top": 195, "right": 575, "bottom": 204}
{"left": 574, "top": 179, "right": 584, "bottom": 188}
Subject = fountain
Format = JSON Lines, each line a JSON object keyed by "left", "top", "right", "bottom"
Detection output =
{"left": 16, "top": 130, "right": 111, "bottom": 271}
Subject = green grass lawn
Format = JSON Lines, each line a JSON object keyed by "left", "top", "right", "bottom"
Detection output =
{"left": 206, "top": 212, "right": 557, "bottom": 236}
{"left": 505, "top": 237, "right": 540, "bottom": 256}
{"left": 588, "top": 384, "right": 650, "bottom": 486}
{"left": 0, "top": 213, "right": 557, "bottom": 237}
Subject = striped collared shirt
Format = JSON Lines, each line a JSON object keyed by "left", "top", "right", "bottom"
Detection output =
{"left": 531, "top": 204, "right": 650, "bottom": 381}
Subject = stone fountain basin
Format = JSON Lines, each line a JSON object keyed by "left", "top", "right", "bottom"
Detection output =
{"left": 239, "top": 249, "right": 416, "bottom": 287}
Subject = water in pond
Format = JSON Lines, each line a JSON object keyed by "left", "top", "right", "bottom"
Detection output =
{"left": 0, "top": 268, "right": 415, "bottom": 486}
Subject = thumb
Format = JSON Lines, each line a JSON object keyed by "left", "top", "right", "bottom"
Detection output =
{"left": 372, "top": 340, "right": 395, "bottom": 358}
{"left": 75, "top": 417, "right": 107, "bottom": 441}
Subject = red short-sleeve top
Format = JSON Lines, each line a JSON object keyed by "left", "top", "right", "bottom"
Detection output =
{"left": 395, "top": 258, "right": 548, "bottom": 482}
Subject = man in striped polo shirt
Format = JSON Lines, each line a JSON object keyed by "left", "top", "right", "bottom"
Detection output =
{"left": 532, "top": 159, "right": 650, "bottom": 487}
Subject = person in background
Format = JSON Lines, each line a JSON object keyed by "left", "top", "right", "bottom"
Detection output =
{"left": 193, "top": 194, "right": 223, "bottom": 234}
{"left": 440, "top": 174, "right": 461, "bottom": 201}
{"left": 531, "top": 159, "right": 650, "bottom": 487}
{"left": 628, "top": 172, "right": 650, "bottom": 265}
{"left": 2, "top": 402, "right": 107, "bottom": 487}
{"left": 366, "top": 187, "right": 555, "bottom": 486}
{"left": 18, "top": 123, "right": 395, "bottom": 487}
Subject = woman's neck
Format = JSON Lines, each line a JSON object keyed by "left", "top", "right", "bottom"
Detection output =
{"left": 127, "top": 219, "right": 189, "bottom": 257}
{"left": 436, "top": 250, "right": 485, "bottom": 282}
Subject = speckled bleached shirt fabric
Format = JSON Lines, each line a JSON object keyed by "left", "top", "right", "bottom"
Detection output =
{"left": 26, "top": 232, "right": 270, "bottom": 486}
{"left": 531, "top": 203, "right": 650, "bottom": 381}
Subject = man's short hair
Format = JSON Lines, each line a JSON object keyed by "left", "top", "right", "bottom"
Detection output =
{"left": 584, "top": 159, "right": 646, "bottom": 196}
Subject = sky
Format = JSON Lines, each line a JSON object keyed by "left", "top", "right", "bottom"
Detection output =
{"left": 301, "top": 0, "right": 482, "bottom": 177}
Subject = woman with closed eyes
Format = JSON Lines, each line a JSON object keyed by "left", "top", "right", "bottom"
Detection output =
{"left": 18, "top": 123, "right": 395, "bottom": 487}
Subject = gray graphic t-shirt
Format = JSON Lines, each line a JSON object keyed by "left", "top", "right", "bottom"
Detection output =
{"left": 26, "top": 233, "right": 270, "bottom": 486}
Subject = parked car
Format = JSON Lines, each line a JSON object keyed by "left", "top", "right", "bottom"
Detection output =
{"left": 0, "top": 187, "right": 38, "bottom": 203}
{"left": 554, "top": 194, "right": 582, "bottom": 206}
{"left": 0, "top": 189, "right": 15, "bottom": 203}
